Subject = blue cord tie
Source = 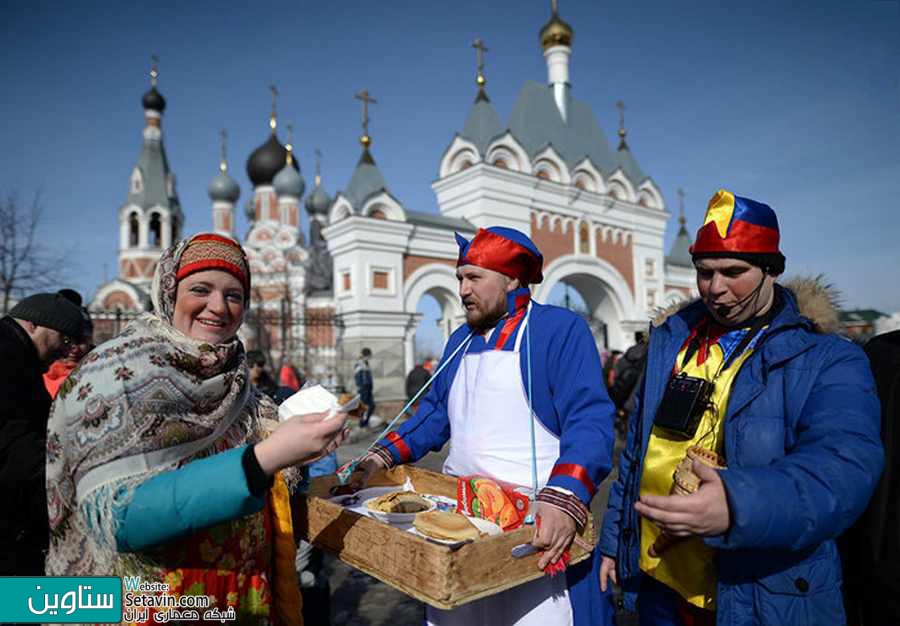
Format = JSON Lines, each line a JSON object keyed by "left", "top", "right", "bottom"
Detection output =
{"left": 336, "top": 330, "right": 475, "bottom": 485}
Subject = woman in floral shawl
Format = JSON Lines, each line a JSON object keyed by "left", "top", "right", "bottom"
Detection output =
{"left": 46, "top": 233, "right": 347, "bottom": 625}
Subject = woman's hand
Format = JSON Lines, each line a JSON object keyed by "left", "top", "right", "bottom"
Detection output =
{"left": 599, "top": 555, "right": 618, "bottom": 592}
{"left": 254, "top": 411, "right": 349, "bottom": 475}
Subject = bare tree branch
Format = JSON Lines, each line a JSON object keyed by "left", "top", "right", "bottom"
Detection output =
{"left": 0, "top": 190, "right": 72, "bottom": 314}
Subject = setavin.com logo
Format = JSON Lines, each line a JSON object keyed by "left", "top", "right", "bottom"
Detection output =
{"left": 0, "top": 577, "right": 121, "bottom": 623}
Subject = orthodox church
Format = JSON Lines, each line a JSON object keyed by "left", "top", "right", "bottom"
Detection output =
{"left": 90, "top": 5, "right": 696, "bottom": 399}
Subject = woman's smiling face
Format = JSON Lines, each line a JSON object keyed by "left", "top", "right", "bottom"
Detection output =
{"left": 173, "top": 270, "right": 245, "bottom": 344}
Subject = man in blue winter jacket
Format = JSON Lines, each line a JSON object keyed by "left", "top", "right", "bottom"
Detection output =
{"left": 599, "top": 189, "right": 883, "bottom": 626}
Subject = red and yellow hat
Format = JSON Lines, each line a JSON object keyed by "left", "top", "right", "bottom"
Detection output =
{"left": 691, "top": 189, "right": 784, "bottom": 267}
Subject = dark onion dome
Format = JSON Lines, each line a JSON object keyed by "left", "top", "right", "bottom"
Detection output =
{"left": 273, "top": 161, "right": 305, "bottom": 198}
{"left": 539, "top": 11, "right": 573, "bottom": 50}
{"left": 305, "top": 183, "right": 331, "bottom": 215}
{"left": 142, "top": 86, "right": 166, "bottom": 113}
{"left": 246, "top": 134, "right": 298, "bottom": 187}
{"left": 208, "top": 170, "right": 240, "bottom": 203}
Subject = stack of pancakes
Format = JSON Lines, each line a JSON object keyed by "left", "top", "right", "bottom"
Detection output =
{"left": 413, "top": 511, "right": 482, "bottom": 541}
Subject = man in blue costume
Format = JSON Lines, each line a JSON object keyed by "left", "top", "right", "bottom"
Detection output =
{"left": 360, "top": 226, "right": 615, "bottom": 626}
{"left": 599, "top": 189, "right": 883, "bottom": 625}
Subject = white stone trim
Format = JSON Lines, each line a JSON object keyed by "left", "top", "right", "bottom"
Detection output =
{"left": 439, "top": 135, "right": 481, "bottom": 179}
{"left": 361, "top": 191, "right": 406, "bottom": 222}
{"left": 328, "top": 194, "right": 354, "bottom": 223}
{"left": 532, "top": 145, "right": 570, "bottom": 184}
{"left": 485, "top": 132, "right": 532, "bottom": 174}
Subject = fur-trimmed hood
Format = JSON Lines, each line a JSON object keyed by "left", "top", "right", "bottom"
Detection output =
{"left": 652, "top": 275, "right": 842, "bottom": 334}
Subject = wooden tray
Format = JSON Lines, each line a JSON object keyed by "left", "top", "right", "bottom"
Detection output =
{"left": 294, "top": 465, "right": 595, "bottom": 609}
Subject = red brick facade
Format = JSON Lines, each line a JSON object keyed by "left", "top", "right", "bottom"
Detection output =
{"left": 530, "top": 213, "right": 574, "bottom": 267}
{"left": 403, "top": 254, "right": 456, "bottom": 282}
{"left": 596, "top": 230, "right": 634, "bottom": 295}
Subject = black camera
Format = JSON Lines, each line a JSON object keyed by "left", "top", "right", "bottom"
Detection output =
{"left": 653, "top": 373, "right": 713, "bottom": 439}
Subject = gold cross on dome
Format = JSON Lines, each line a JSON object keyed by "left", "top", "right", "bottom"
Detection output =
{"left": 219, "top": 129, "right": 228, "bottom": 172}
{"left": 354, "top": 89, "right": 377, "bottom": 136}
{"left": 269, "top": 84, "right": 279, "bottom": 132}
{"left": 150, "top": 54, "right": 159, "bottom": 86}
{"left": 677, "top": 187, "right": 686, "bottom": 225}
{"left": 472, "top": 38, "right": 489, "bottom": 83}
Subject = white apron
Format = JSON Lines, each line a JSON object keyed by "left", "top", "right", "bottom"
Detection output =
{"left": 429, "top": 308, "right": 573, "bottom": 626}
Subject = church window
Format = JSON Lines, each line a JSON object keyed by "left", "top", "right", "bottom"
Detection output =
{"left": 645, "top": 258, "right": 656, "bottom": 277}
{"left": 341, "top": 271, "right": 352, "bottom": 293}
{"left": 639, "top": 195, "right": 650, "bottom": 208}
{"left": 370, "top": 209, "right": 387, "bottom": 220}
{"left": 609, "top": 188, "right": 620, "bottom": 200}
{"left": 372, "top": 270, "right": 389, "bottom": 290}
{"left": 579, "top": 222, "right": 590, "bottom": 254}
{"left": 646, "top": 289, "right": 657, "bottom": 308}
{"left": 574, "top": 178, "right": 586, "bottom": 191}
{"left": 128, "top": 213, "right": 139, "bottom": 247}
{"left": 149, "top": 213, "right": 162, "bottom": 248}
{"left": 460, "top": 160, "right": 473, "bottom": 170}
{"left": 536, "top": 169, "right": 551, "bottom": 181}
{"left": 492, "top": 158, "right": 508, "bottom": 169}
{"left": 130, "top": 169, "right": 143, "bottom": 194}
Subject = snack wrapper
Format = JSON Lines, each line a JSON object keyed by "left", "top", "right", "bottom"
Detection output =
{"left": 456, "top": 475, "right": 530, "bottom": 531}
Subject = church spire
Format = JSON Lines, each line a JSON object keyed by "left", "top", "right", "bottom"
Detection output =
{"left": 540, "top": 0, "right": 573, "bottom": 122}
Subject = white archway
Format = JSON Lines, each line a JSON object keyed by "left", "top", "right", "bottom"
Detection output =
{"left": 402, "top": 263, "right": 464, "bottom": 374}
{"left": 534, "top": 255, "right": 636, "bottom": 351}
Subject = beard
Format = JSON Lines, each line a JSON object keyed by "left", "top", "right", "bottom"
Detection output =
{"left": 464, "top": 293, "right": 508, "bottom": 331}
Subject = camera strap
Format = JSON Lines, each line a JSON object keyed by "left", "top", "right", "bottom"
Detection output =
{"left": 679, "top": 312, "right": 769, "bottom": 382}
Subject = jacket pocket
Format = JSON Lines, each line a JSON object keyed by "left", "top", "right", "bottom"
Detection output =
{"left": 753, "top": 554, "right": 845, "bottom": 626}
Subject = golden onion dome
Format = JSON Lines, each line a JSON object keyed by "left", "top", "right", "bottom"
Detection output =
{"left": 539, "top": 11, "right": 573, "bottom": 50}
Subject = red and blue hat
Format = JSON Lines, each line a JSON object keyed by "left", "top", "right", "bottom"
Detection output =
{"left": 691, "top": 189, "right": 785, "bottom": 270}
{"left": 455, "top": 227, "right": 544, "bottom": 284}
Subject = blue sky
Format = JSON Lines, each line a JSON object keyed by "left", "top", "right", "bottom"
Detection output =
{"left": 2, "top": 0, "right": 898, "bottom": 346}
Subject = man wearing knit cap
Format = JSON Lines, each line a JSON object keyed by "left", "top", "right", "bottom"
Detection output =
{"left": 0, "top": 291, "right": 84, "bottom": 575}
{"left": 361, "top": 226, "right": 616, "bottom": 626}
{"left": 599, "top": 189, "right": 883, "bottom": 625}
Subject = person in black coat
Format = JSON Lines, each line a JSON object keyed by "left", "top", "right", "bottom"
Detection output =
{"left": 842, "top": 329, "right": 900, "bottom": 625}
{"left": 0, "top": 292, "right": 83, "bottom": 575}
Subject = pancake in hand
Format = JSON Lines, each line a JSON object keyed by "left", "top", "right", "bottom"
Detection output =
{"left": 365, "top": 491, "right": 431, "bottom": 514}
{"left": 413, "top": 510, "right": 482, "bottom": 542}
{"left": 338, "top": 392, "right": 367, "bottom": 418}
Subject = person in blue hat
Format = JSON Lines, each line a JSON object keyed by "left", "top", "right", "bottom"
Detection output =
{"left": 358, "top": 226, "right": 616, "bottom": 626}
{"left": 598, "top": 189, "right": 883, "bottom": 625}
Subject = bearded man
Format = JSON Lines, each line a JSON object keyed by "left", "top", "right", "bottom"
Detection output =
{"left": 360, "top": 226, "right": 615, "bottom": 626}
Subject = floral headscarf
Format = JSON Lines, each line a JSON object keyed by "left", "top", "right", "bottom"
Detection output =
{"left": 45, "top": 233, "right": 275, "bottom": 576}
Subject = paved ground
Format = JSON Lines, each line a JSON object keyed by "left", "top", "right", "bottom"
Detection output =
{"left": 318, "top": 421, "right": 630, "bottom": 626}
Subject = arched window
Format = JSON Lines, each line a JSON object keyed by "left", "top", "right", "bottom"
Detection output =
{"left": 579, "top": 222, "right": 590, "bottom": 254}
{"left": 370, "top": 209, "right": 387, "bottom": 220}
{"left": 460, "top": 160, "right": 473, "bottom": 170}
{"left": 536, "top": 170, "right": 551, "bottom": 180}
{"left": 149, "top": 213, "right": 162, "bottom": 248}
{"left": 128, "top": 213, "right": 139, "bottom": 247}
{"left": 492, "top": 158, "right": 508, "bottom": 169}
{"left": 574, "top": 179, "right": 587, "bottom": 191}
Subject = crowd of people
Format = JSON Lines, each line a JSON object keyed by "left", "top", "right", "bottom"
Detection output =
{"left": 0, "top": 187, "right": 896, "bottom": 626}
